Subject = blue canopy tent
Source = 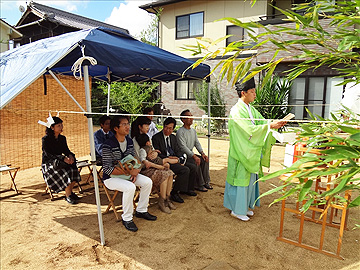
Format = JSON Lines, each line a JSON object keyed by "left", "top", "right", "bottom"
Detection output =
{"left": 1, "top": 27, "right": 210, "bottom": 244}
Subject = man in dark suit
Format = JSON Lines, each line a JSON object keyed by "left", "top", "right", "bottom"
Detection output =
{"left": 152, "top": 117, "right": 197, "bottom": 203}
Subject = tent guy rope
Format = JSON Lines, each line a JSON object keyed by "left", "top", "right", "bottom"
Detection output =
{"left": 71, "top": 45, "right": 97, "bottom": 80}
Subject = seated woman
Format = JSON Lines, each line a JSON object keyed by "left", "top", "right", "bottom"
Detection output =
{"left": 130, "top": 116, "right": 151, "bottom": 158}
{"left": 136, "top": 133, "right": 177, "bottom": 214}
{"left": 41, "top": 116, "right": 81, "bottom": 204}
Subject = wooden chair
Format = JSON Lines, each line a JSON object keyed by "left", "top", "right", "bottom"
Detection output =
{"left": 77, "top": 160, "right": 102, "bottom": 186}
{"left": 102, "top": 185, "right": 140, "bottom": 221}
{"left": 100, "top": 170, "right": 140, "bottom": 221}
{"left": 0, "top": 165, "right": 20, "bottom": 194}
{"left": 277, "top": 145, "right": 352, "bottom": 259}
{"left": 102, "top": 185, "right": 121, "bottom": 221}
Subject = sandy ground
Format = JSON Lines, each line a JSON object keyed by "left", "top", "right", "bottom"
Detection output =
{"left": 1, "top": 138, "right": 359, "bottom": 270}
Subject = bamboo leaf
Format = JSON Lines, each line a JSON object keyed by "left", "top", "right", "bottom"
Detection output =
{"left": 298, "top": 180, "right": 313, "bottom": 201}
{"left": 258, "top": 183, "right": 291, "bottom": 199}
{"left": 349, "top": 195, "right": 360, "bottom": 208}
{"left": 301, "top": 198, "right": 315, "bottom": 212}
{"left": 270, "top": 188, "right": 298, "bottom": 206}
{"left": 339, "top": 126, "right": 360, "bottom": 135}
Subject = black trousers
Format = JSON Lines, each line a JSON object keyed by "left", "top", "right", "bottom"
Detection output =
{"left": 170, "top": 163, "right": 195, "bottom": 192}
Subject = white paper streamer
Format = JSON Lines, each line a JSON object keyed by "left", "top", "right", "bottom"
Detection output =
{"left": 38, "top": 112, "right": 55, "bottom": 128}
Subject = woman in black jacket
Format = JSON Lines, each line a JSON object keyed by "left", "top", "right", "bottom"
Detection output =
{"left": 41, "top": 116, "right": 80, "bottom": 204}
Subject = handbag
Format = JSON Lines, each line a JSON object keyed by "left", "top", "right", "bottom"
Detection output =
{"left": 53, "top": 158, "right": 71, "bottom": 170}
{"left": 111, "top": 154, "right": 143, "bottom": 180}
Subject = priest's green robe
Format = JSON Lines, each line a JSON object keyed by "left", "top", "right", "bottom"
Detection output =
{"left": 224, "top": 99, "right": 275, "bottom": 215}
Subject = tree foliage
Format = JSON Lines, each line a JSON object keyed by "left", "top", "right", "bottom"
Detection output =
{"left": 137, "top": 8, "right": 162, "bottom": 46}
{"left": 97, "top": 82, "right": 159, "bottom": 122}
{"left": 91, "top": 82, "right": 110, "bottom": 124}
{"left": 194, "top": 81, "right": 226, "bottom": 133}
{"left": 253, "top": 75, "right": 293, "bottom": 131}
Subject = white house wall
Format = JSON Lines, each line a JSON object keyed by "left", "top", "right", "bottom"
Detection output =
{"left": 159, "top": 0, "right": 267, "bottom": 117}
{"left": 159, "top": 0, "right": 268, "bottom": 58}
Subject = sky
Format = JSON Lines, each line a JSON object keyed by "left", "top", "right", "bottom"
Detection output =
{"left": 0, "top": 0, "right": 154, "bottom": 37}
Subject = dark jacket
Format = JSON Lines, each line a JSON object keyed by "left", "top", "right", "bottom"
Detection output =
{"left": 42, "top": 134, "right": 75, "bottom": 165}
{"left": 152, "top": 131, "right": 183, "bottom": 159}
{"left": 94, "top": 129, "right": 114, "bottom": 158}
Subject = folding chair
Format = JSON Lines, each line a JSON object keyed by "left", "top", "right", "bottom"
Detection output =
{"left": 0, "top": 165, "right": 20, "bottom": 194}
{"left": 41, "top": 162, "right": 84, "bottom": 200}
{"left": 77, "top": 160, "right": 104, "bottom": 186}
{"left": 102, "top": 182, "right": 139, "bottom": 222}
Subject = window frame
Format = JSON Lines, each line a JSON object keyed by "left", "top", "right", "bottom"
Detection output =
{"left": 289, "top": 76, "right": 329, "bottom": 119}
{"left": 226, "top": 25, "right": 257, "bottom": 48}
{"left": 226, "top": 25, "right": 244, "bottom": 47}
{"left": 175, "top": 80, "right": 202, "bottom": 100}
{"left": 176, "top": 12, "right": 204, "bottom": 39}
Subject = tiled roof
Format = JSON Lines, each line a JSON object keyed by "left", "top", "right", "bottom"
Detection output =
{"left": 17, "top": 1, "right": 129, "bottom": 34}
{"left": 139, "top": 0, "right": 187, "bottom": 11}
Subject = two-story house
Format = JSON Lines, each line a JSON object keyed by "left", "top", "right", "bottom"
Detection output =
{"left": 0, "top": 19, "right": 22, "bottom": 53}
{"left": 14, "top": 1, "right": 128, "bottom": 46}
{"left": 140, "top": 0, "right": 346, "bottom": 119}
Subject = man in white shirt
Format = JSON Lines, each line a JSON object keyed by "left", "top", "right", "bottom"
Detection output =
{"left": 143, "top": 107, "right": 159, "bottom": 139}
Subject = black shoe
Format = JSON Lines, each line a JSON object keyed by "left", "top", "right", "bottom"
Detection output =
{"left": 204, "top": 183, "right": 213, "bottom": 190}
{"left": 65, "top": 196, "right": 77, "bottom": 204}
{"left": 135, "top": 211, "right": 157, "bottom": 221}
{"left": 170, "top": 193, "right": 184, "bottom": 203}
{"left": 122, "top": 220, "right": 138, "bottom": 232}
{"left": 180, "top": 190, "right": 197, "bottom": 196}
{"left": 186, "top": 190, "right": 197, "bottom": 196}
{"left": 70, "top": 192, "right": 80, "bottom": 200}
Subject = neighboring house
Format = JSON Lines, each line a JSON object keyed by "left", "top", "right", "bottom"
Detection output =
{"left": 0, "top": 19, "right": 22, "bottom": 53}
{"left": 140, "top": 0, "right": 347, "bottom": 119}
{"left": 0, "top": 2, "right": 129, "bottom": 170}
{"left": 14, "top": 1, "right": 128, "bottom": 46}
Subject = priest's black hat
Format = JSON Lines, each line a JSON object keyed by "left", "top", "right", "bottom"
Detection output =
{"left": 235, "top": 76, "right": 256, "bottom": 93}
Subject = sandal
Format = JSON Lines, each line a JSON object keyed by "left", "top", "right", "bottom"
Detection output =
{"left": 195, "top": 186, "right": 208, "bottom": 192}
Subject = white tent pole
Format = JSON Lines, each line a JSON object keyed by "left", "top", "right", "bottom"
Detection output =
{"left": 107, "top": 83, "right": 111, "bottom": 116}
{"left": 48, "top": 70, "right": 86, "bottom": 112}
{"left": 106, "top": 68, "right": 111, "bottom": 116}
{"left": 207, "top": 82, "right": 211, "bottom": 159}
{"left": 83, "top": 65, "right": 105, "bottom": 245}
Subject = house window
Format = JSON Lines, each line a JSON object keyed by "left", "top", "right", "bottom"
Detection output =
{"left": 289, "top": 76, "right": 343, "bottom": 119}
{"left": 176, "top": 12, "right": 204, "bottom": 39}
{"left": 226, "top": 25, "right": 257, "bottom": 48}
{"left": 175, "top": 80, "right": 202, "bottom": 100}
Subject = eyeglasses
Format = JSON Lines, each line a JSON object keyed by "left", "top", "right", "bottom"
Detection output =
{"left": 118, "top": 123, "right": 130, "bottom": 127}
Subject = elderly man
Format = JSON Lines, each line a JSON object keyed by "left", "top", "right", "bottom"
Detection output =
{"left": 176, "top": 109, "right": 212, "bottom": 192}
{"left": 152, "top": 117, "right": 196, "bottom": 203}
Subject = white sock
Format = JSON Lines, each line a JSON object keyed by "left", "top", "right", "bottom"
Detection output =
{"left": 247, "top": 210, "right": 254, "bottom": 216}
{"left": 231, "top": 211, "right": 250, "bottom": 221}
